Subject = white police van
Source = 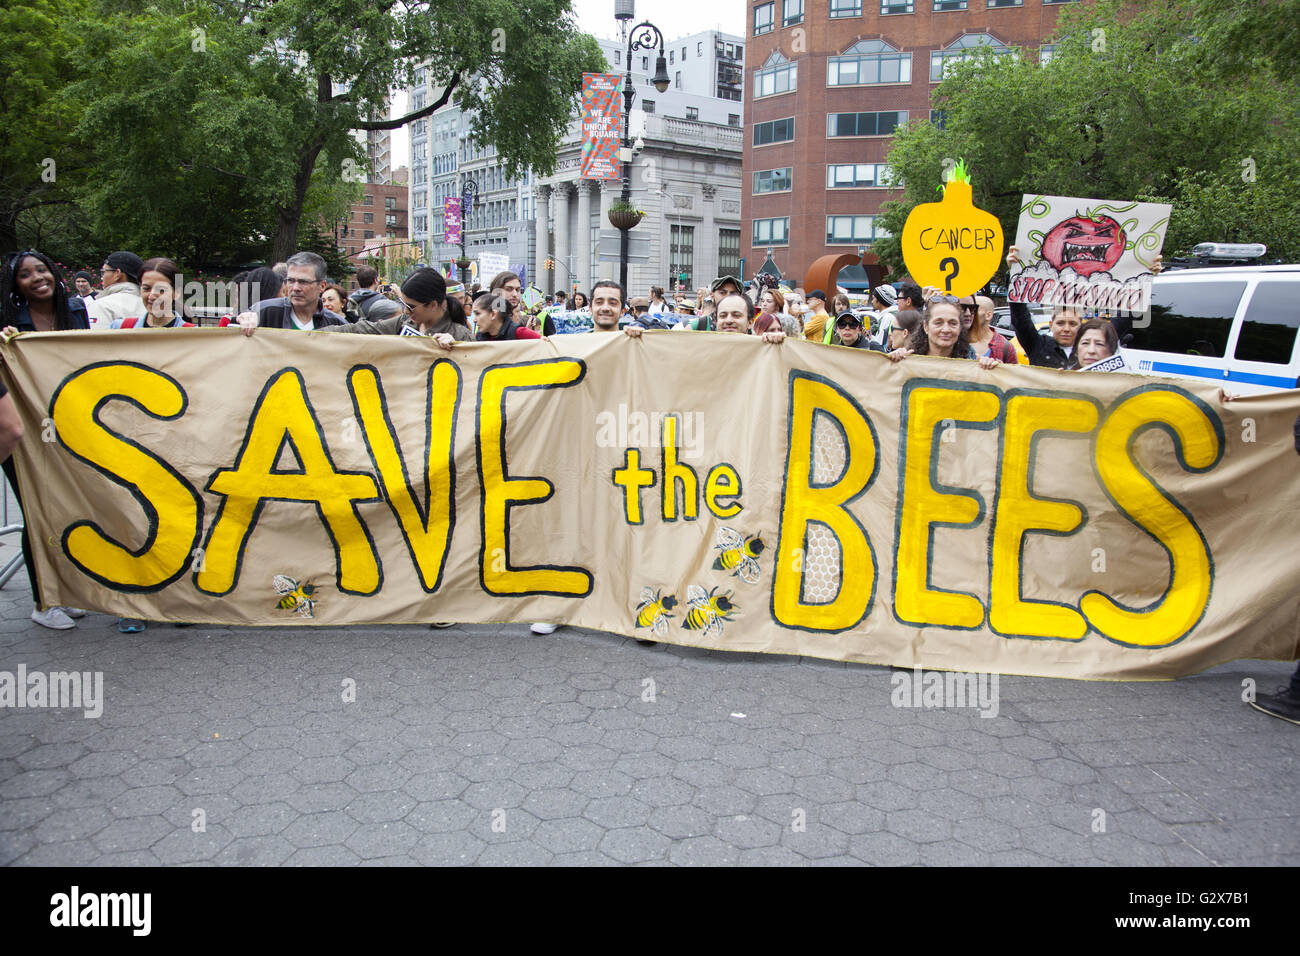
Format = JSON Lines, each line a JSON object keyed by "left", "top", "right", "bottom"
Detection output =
{"left": 1123, "top": 245, "right": 1300, "bottom": 395}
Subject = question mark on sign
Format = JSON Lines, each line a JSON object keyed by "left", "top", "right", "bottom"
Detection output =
{"left": 939, "top": 257, "right": 959, "bottom": 292}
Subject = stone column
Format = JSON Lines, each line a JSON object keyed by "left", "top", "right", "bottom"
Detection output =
{"left": 700, "top": 183, "right": 719, "bottom": 286}
{"left": 575, "top": 179, "right": 595, "bottom": 296}
{"left": 533, "top": 184, "right": 551, "bottom": 292}
{"left": 552, "top": 181, "right": 573, "bottom": 296}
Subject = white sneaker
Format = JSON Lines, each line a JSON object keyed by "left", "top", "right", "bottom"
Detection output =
{"left": 530, "top": 622, "right": 557, "bottom": 635}
{"left": 58, "top": 607, "right": 87, "bottom": 619}
{"left": 32, "top": 607, "right": 76, "bottom": 630}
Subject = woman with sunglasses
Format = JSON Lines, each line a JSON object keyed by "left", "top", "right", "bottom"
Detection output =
{"left": 887, "top": 294, "right": 1002, "bottom": 369}
{"left": 0, "top": 251, "right": 92, "bottom": 629}
{"left": 235, "top": 268, "right": 472, "bottom": 347}
{"left": 960, "top": 294, "right": 1016, "bottom": 364}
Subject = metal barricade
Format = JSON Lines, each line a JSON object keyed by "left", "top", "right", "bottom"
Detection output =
{"left": 0, "top": 469, "right": 24, "bottom": 587}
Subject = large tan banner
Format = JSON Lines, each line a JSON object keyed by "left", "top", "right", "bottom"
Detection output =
{"left": 2, "top": 329, "right": 1298, "bottom": 679}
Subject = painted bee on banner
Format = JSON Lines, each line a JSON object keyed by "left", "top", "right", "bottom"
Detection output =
{"left": 713, "top": 527, "right": 765, "bottom": 585}
{"left": 682, "top": 585, "right": 737, "bottom": 639}
{"left": 635, "top": 587, "right": 678, "bottom": 639}
{"left": 273, "top": 574, "right": 318, "bottom": 618}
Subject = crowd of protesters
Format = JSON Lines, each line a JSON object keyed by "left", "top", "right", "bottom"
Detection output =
{"left": 2, "top": 242, "right": 1296, "bottom": 724}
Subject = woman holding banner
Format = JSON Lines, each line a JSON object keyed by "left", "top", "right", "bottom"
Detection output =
{"left": 887, "top": 295, "right": 1001, "bottom": 369}
{"left": 0, "top": 251, "right": 92, "bottom": 629}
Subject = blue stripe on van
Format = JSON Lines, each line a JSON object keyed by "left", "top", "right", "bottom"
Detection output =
{"left": 1147, "top": 360, "right": 1296, "bottom": 390}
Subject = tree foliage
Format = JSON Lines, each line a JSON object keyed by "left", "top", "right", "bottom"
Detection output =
{"left": 21, "top": 0, "right": 603, "bottom": 269}
{"left": 876, "top": 0, "right": 1300, "bottom": 279}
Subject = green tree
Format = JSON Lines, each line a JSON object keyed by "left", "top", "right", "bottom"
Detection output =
{"left": 0, "top": 0, "right": 90, "bottom": 254}
{"left": 218, "top": 0, "right": 604, "bottom": 261}
{"left": 876, "top": 0, "right": 1300, "bottom": 277}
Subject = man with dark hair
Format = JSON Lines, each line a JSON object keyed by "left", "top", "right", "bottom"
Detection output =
{"left": 73, "top": 271, "right": 96, "bottom": 299}
{"left": 236, "top": 251, "right": 345, "bottom": 330}
{"left": 709, "top": 274, "right": 742, "bottom": 305}
{"left": 85, "top": 251, "right": 145, "bottom": 327}
{"left": 349, "top": 265, "right": 400, "bottom": 322}
{"left": 895, "top": 280, "right": 923, "bottom": 313}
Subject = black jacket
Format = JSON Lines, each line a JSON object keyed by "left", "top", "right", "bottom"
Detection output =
{"left": 251, "top": 296, "right": 346, "bottom": 330}
{"left": 1011, "top": 302, "right": 1136, "bottom": 369}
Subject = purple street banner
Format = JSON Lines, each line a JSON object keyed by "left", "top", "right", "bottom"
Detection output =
{"left": 3, "top": 331, "right": 1299, "bottom": 680}
{"left": 443, "top": 197, "right": 462, "bottom": 245}
{"left": 580, "top": 73, "right": 623, "bottom": 181}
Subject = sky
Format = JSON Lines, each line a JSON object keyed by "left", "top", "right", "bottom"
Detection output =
{"left": 386, "top": 0, "right": 744, "bottom": 174}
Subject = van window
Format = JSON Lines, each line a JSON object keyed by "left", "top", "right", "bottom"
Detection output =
{"left": 1233, "top": 281, "right": 1300, "bottom": 365}
{"left": 1129, "top": 278, "right": 1245, "bottom": 357}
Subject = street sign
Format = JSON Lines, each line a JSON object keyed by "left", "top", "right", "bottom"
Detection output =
{"left": 597, "top": 232, "right": 650, "bottom": 261}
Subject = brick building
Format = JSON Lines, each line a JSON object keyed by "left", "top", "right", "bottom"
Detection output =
{"left": 338, "top": 180, "right": 410, "bottom": 268}
{"left": 742, "top": 0, "right": 1075, "bottom": 289}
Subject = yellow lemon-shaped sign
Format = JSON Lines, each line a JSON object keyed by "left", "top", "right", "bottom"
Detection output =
{"left": 901, "top": 163, "right": 1004, "bottom": 298}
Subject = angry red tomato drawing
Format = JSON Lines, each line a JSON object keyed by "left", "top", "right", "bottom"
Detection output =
{"left": 1041, "top": 214, "right": 1126, "bottom": 277}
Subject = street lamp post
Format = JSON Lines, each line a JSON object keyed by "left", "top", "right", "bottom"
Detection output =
{"left": 619, "top": 21, "right": 670, "bottom": 294}
{"left": 459, "top": 178, "right": 479, "bottom": 285}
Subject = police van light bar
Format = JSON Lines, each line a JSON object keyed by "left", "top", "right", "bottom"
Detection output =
{"left": 1191, "top": 242, "right": 1267, "bottom": 259}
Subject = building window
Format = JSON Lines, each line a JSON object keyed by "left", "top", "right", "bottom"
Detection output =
{"left": 728, "top": 113, "right": 741, "bottom": 127}
{"left": 1039, "top": 44, "right": 1055, "bottom": 64}
{"left": 385, "top": 196, "right": 396, "bottom": 210}
{"left": 718, "top": 229, "right": 741, "bottom": 279}
{"left": 784, "top": 0, "right": 804, "bottom": 25}
{"left": 754, "top": 167, "right": 793, "bottom": 193}
{"left": 826, "top": 163, "right": 898, "bottom": 188}
{"left": 930, "top": 33, "right": 1012, "bottom": 81}
{"left": 881, "top": 0, "right": 913, "bottom": 11}
{"left": 830, "top": 0, "right": 862, "bottom": 16}
{"left": 364, "top": 230, "right": 375, "bottom": 239}
{"left": 754, "top": 117, "right": 795, "bottom": 146}
{"left": 988, "top": 0, "right": 1022, "bottom": 5}
{"left": 828, "top": 39, "right": 911, "bottom": 85}
{"left": 929, "top": 109, "right": 948, "bottom": 127}
{"left": 643, "top": 100, "right": 656, "bottom": 114}
{"left": 752, "top": 217, "right": 790, "bottom": 245}
{"left": 675, "top": 71, "right": 681, "bottom": 88}
{"left": 753, "top": 2, "right": 775, "bottom": 34}
{"left": 686, "top": 106, "right": 700, "bottom": 120}
{"left": 363, "top": 212, "right": 374, "bottom": 223}
{"left": 1043, "top": 0, "right": 1080, "bottom": 4}
{"left": 615, "top": 50, "right": 621, "bottom": 64}
{"left": 682, "top": 46, "right": 686, "bottom": 60}
{"left": 670, "top": 224, "right": 695, "bottom": 289}
{"left": 363, "top": 194, "right": 374, "bottom": 205}
{"left": 669, "top": 49, "right": 674, "bottom": 64}
{"left": 755, "top": 53, "right": 797, "bottom": 97}
{"left": 826, "top": 215, "right": 888, "bottom": 243}
{"left": 934, "top": 0, "right": 966, "bottom": 9}
{"left": 698, "top": 42, "right": 703, "bottom": 55}
{"left": 386, "top": 214, "right": 397, "bottom": 226}
{"left": 642, "top": 56, "right": 648, "bottom": 70}
{"left": 827, "top": 110, "right": 906, "bottom": 137}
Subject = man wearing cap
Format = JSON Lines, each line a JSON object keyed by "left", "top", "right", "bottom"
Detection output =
{"left": 802, "top": 289, "right": 830, "bottom": 343}
{"left": 85, "top": 251, "right": 146, "bottom": 327}
{"left": 348, "top": 265, "right": 401, "bottom": 322}
{"left": 834, "top": 311, "right": 884, "bottom": 351}
{"left": 710, "top": 274, "right": 742, "bottom": 305}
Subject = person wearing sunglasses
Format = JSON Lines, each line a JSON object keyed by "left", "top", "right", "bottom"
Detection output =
{"left": 960, "top": 293, "right": 1017, "bottom": 363}
{"left": 84, "top": 251, "right": 145, "bottom": 328}
{"left": 833, "top": 311, "right": 884, "bottom": 351}
{"left": 0, "top": 251, "right": 92, "bottom": 629}
{"left": 887, "top": 294, "right": 1002, "bottom": 369}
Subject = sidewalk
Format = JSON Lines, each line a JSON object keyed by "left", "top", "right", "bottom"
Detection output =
{"left": 2, "top": 575, "right": 1296, "bottom": 865}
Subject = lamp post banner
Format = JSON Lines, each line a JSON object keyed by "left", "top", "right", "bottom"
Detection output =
{"left": 580, "top": 72, "right": 623, "bottom": 180}
{"left": 443, "top": 197, "right": 462, "bottom": 246}
{"left": 3, "top": 330, "right": 1298, "bottom": 680}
